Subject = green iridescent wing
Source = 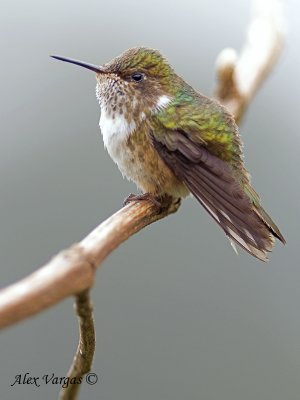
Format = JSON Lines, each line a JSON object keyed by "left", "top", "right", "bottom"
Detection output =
{"left": 151, "top": 92, "right": 285, "bottom": 261}
{"left": 155, "top": 91, "right": 244, "bottom": 168}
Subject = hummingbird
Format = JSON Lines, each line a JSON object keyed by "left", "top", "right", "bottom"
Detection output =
{"left": 51, "top": 47, "right": 285, "bottom": 261}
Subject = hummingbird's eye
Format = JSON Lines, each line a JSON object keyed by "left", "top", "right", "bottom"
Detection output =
{"left": 131, "top": 72, "right": 144, "bottom": 82}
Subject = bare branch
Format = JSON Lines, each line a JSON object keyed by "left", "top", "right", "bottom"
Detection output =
{"left": 0, "top": 197, "right": 180, "bottom": 329}
{"left": 59, "top": 290, "right": 95, "bottom": 400}
{"left": 215, "top": 0, "right": 284, "bottom": 122}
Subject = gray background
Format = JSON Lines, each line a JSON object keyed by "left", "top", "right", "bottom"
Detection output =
{"left": 0, "top": 0, "right": 299, "bottom": 399}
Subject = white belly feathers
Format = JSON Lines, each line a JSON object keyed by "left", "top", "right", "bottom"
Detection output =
{"left": 99, "top": 107, "right": 141, "bottom": 181}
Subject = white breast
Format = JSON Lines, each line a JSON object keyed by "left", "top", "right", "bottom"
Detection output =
{"left": 100, "top": 107, "right": 135, "bottom": 147}
{"left": 100, "top": 107, "right": 136, "bottom": 156}
{"left": 99, "top": 107, "right": 138, "bottom": 179}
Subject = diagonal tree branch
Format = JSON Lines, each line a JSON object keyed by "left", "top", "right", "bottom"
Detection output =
{"left": 0, "top": 197, "right": 180, "bottom": 329}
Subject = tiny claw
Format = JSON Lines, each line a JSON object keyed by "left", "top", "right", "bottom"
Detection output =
{"left": 123, "top": 193, "right": 135, "bottom": 206}
{"left": 123, "top": 193, "right": 162, "bottom": 209}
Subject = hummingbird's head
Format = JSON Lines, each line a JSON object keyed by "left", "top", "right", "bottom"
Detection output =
{"left": 96, "top": 47, "right": 177, "bottom": 119}
{"left": 51, "top": 47, "right": 177, "bottom": 119}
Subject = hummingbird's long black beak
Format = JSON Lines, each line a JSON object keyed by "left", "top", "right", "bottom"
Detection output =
{"left": 50, "top": 55, "right": 104, "bottom": 73}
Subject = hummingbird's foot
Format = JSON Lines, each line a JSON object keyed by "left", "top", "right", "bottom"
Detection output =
{"left": 123, "top": 193, "right": 162, "bottom": 209}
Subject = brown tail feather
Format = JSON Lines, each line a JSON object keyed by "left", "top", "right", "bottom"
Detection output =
{"left": 254, "top": 205, "right": 286, "bottom": 244}
{"left": 152, "top": 133, "right": 285, "bottom": 261}
{"left": 187, "top": 179, "right": 275, "bottom": 261}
